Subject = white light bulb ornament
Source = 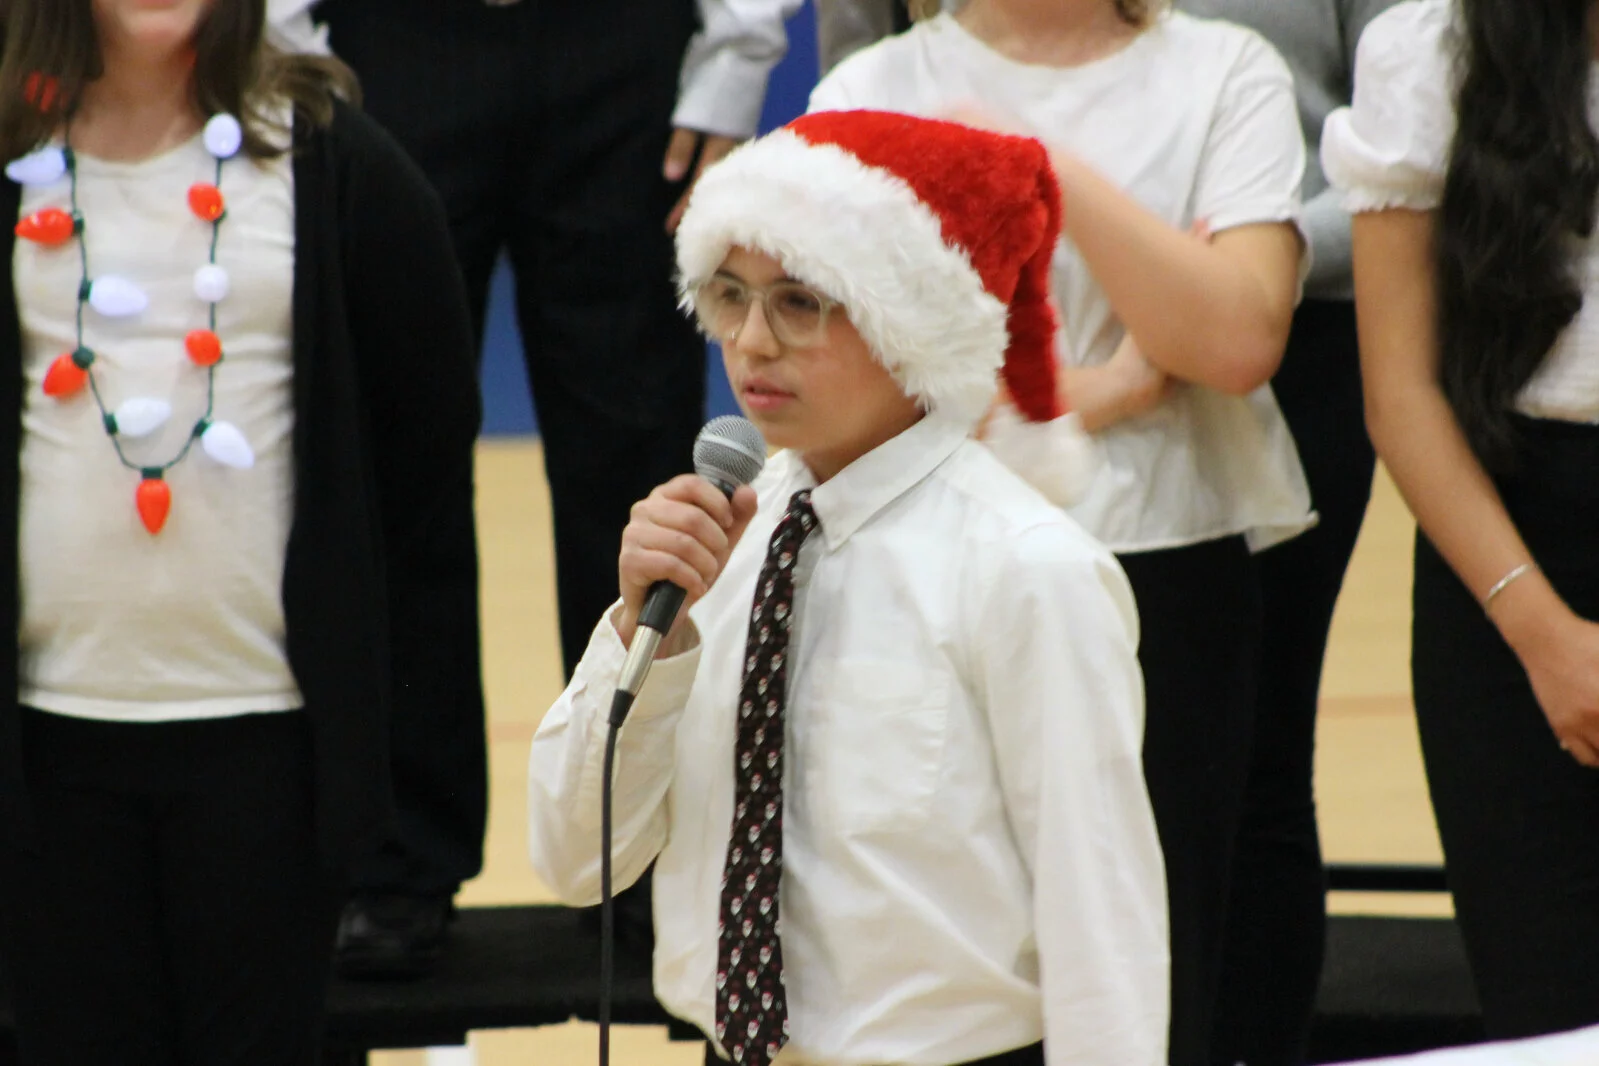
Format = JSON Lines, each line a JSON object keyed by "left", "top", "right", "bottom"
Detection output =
{"left": 5, "top": 146, "right": 67, "bottom": 186}
{"left": 203, "top": 115, "right": 243, "bottom": 160}
{"left": 107, "top": 398, "right": 171, "bottom": 439}
{"left": 199, "top": 420, "right": 254, "bottom": 469}
{"left": 193, "top": 264, "right": 230, "bottom": 304}
{"left": 87, "top": 276, "right": 149, "bottom": 318}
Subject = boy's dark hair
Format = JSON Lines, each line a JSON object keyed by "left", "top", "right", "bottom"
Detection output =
{"left": 1437, "top": 0, "right": 1599, "bottom": 471}
{"left": 0, "top": 0, "right": 359, "bottom": 163}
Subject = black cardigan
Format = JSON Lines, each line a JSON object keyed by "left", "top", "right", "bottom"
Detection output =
{"left": 0, "top": 102, "right": 485, "bottom": 866}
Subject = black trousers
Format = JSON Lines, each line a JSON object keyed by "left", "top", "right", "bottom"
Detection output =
{"left": 1211, "top": 301, "right": 1375, "bottom": 1065}
{"left": 0, "top": 709, "right": 343, "bottom": 1066}
{"left": 1118, "top": 535, "right": 1262, "bottom": 1066}
{"left": 320, "top": 0, "right": 706, "bottom": 896}
{"left": 1411, "top": 417, "right": 1599, "bottom": 1040}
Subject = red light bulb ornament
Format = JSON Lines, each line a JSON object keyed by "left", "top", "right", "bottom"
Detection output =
{"left": 42, "top": 347, "right": 93, "bottom": 398}
{"left": 15, "top": 208, "right": 78, "bottom": 247}
{"left": 188, "top": 183, "right": 225, "bottom": 223}
{"left": 136, "top": 472, "right": 171, "bottom": 535}
{"left": 185, "top": 330, "right": 222, "bottom": 367}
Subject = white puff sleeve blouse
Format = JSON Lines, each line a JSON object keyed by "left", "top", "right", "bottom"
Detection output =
{"left": 1320, "top": 0, "right": 1457, "bottom": 214}
{"left": 1323, "top": 0, "right": 1599, "bottom": 423}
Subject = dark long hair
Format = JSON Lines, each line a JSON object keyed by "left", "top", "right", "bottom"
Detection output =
{"left": 0, "top": 0, "right": 358, "bottom": 163}
{"left": 1437, "top": 0, "right": 1599, "bottom": 471}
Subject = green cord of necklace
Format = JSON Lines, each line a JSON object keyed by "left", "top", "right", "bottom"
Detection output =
{"left": 65, "top": 140, "right": 222, "bottom": 478}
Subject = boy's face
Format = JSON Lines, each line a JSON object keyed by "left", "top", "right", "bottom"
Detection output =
{"left": 716, "top": 248, "right": 925, "bottom": 483}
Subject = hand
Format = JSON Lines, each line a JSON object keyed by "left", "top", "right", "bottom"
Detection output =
{"left": 664, "top": 128, "right": 740, "bottom": 234}
{"left": 1502, "top": 603, "right": 1599, "bottom": 769}
{"left": 1064, "top": 335, "right": 1171, "bottom": 433}
{"left": 975, "top": 380, "right": 1015, "bottom": 441}
{"left": 616, "top": 475, "right": 759, "bottom": 650}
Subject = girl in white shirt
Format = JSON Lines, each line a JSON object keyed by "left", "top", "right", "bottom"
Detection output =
{"left": 0, "top": 0, "right": 483, "bottom": 1061}
{"left": 1324, "top": 0, "right": 1599, "bottom": 1041}
{"left": 809, "top": 2, "right": 1310, "bottom": 1061}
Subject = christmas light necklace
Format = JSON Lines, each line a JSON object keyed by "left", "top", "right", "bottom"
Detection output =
{"left": 6, "top": 113, "right": 256, "bottom": 535}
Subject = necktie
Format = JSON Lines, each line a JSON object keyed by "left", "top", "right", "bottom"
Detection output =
{"left": 716, "top": 490, "right": 819, "bottom": 1065}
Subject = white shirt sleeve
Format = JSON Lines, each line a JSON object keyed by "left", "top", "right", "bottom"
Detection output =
{"left": 527, "top": 606, "right": 703, "bottom": 906}
{"left": 264, "top": 0, "right": 330, "bottom": 55}
{"left": 674, "top": 0, "right": 807, "bottom": 140}
{"left": 1321, "top": 0, "right": 1456, "bottom": 213}
{"left": 1191, "top": 31, "right": 1306, "bottom": 236}
{"left": 975, "top": 528, "right": 1170, "bottom": 1066}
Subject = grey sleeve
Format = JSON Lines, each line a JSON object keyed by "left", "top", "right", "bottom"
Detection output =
{"left": 815, "top": 0, "right": 899, "bottom": 74}
{"left": 1300, "top": 186, "right": 1353, "bottom": 293}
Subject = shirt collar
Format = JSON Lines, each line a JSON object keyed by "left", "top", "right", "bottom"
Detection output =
{"left": 778, "top": 411, "right": 970, "bottom": 552}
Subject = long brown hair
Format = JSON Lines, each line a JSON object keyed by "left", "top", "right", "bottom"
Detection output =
{"left": 908, "top": 0, "right": 1157, "bottom": 24}
{"left": 0, "top": 0, "right": 358, "bottom": 163}
{"left": 1435, "top": 0, "right": 1599, "bottom": 471}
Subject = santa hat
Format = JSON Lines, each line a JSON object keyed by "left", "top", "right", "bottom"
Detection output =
{"left": 675, "top": 109, "right": 1098, "bottom": 506}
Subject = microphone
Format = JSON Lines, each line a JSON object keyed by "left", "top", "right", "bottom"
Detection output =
{"left": 610, "top": 415, "right": 766, "bottom": 727}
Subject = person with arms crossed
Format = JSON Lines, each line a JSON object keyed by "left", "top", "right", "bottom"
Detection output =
{"left": 0, "top": 0, "right": 482, "bottom": 1060}
{"left": 807, "top": 2, "right": 1311, "bottom": 1061}
{"left": 300, "top": 0, "right": 804, "bottom": 977}
{"left": 1325, "top": 0, "right": 1599, "bottom": 1041}
{"left": 528, "top": 110, "right": 1169, "bottom": 1066}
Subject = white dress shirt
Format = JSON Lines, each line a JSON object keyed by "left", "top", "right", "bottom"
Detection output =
{"left": 1322, "top": 0, "right": 1599, "bottom": 424}
{"left": 810, "top": 13, "right": 1314, "bottom": 553}
{"left": 529, "top": 413, "right": 1169, "bottom": 1066}
{"left": 675, "top": 0, "right": 808, "bottom": 139}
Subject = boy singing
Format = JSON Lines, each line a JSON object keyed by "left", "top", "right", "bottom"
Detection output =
{"left": 528, "top": 110, "right": 1168, "bottom": 1066}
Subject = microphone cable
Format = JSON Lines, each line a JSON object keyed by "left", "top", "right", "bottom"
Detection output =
{"left": 598, "top": 691, "right": 629, "bottom": 1066}
{"left": 594, "top": 414, "right": 765, "bottom": 1066}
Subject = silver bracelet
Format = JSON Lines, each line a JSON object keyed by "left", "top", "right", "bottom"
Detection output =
{"left": 1483, "top": 562, "right": 1538, "bottom": 610}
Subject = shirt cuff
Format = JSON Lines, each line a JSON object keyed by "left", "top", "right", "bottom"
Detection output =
{"left": 579, "top": 602, "right": 703, "bottom": 724}
{"left": 672, "top": 48, "right": 776, "bottom": 141}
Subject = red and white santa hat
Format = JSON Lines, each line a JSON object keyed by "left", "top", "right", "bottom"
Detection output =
{"left": 675, "top": 109, "right": 1097, "bottom": 506}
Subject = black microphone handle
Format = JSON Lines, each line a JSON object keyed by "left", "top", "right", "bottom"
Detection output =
{"left": 637, "top": 580, "right": 689, "bottom": 636}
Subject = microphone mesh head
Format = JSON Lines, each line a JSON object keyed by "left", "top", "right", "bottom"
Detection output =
{"left": 694, "top": 415, "right": 767, "bottom": 492}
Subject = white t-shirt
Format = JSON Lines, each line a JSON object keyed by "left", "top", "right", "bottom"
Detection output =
{"left": 810, "top": 11, "right": 1314, "bottom": 553}
{"left": 1321, "top": 0, "right": 1599, "bottom": 424}
{"left": 14, "top": 127, "right": 302, "bottom": 722}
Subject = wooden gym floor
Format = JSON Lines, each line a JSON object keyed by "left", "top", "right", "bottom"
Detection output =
{"left": 373, "top": 441, "right": 1444, "bottom": 1066}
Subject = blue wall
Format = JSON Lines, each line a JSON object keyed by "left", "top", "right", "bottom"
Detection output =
{"left": 479, "top": 1, "right": 819, "bottom": 436}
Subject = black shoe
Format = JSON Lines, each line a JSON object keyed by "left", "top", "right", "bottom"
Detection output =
{"left": 334, "top": 892, "right": 454, "bottom": 981}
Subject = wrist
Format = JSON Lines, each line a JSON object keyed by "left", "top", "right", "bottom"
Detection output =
{"left": 1489, "top": 568, "right": 1570, "bottom": 660}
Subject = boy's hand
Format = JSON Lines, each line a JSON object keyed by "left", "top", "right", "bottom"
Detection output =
{"left": 616, "top": 476, "right": 760, "bottom": 650}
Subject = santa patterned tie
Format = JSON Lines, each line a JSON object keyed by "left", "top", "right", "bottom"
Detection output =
{"left": 715, "top": 489, "right": 819, "bottom": 1066}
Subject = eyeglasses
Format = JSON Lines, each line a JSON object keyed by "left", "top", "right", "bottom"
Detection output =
{"left": 690, "top": 274, "right": 839, "bottom": 349}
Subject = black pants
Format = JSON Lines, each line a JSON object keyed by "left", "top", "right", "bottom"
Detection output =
{"left": 1118, "top": 535, "right": 1262, "bottom": 1066}
{"left": 1411, "top": 417, "right": 1599, "bottom": 1040}
{"left": 0, "top": 709, "right": 343, "bottom": 1066}
{"left": 1211, "top": 301, "right": 1375, "bottom": 1065}
{"left": 321, "top": 0, "right": 706, "bottom": 896}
